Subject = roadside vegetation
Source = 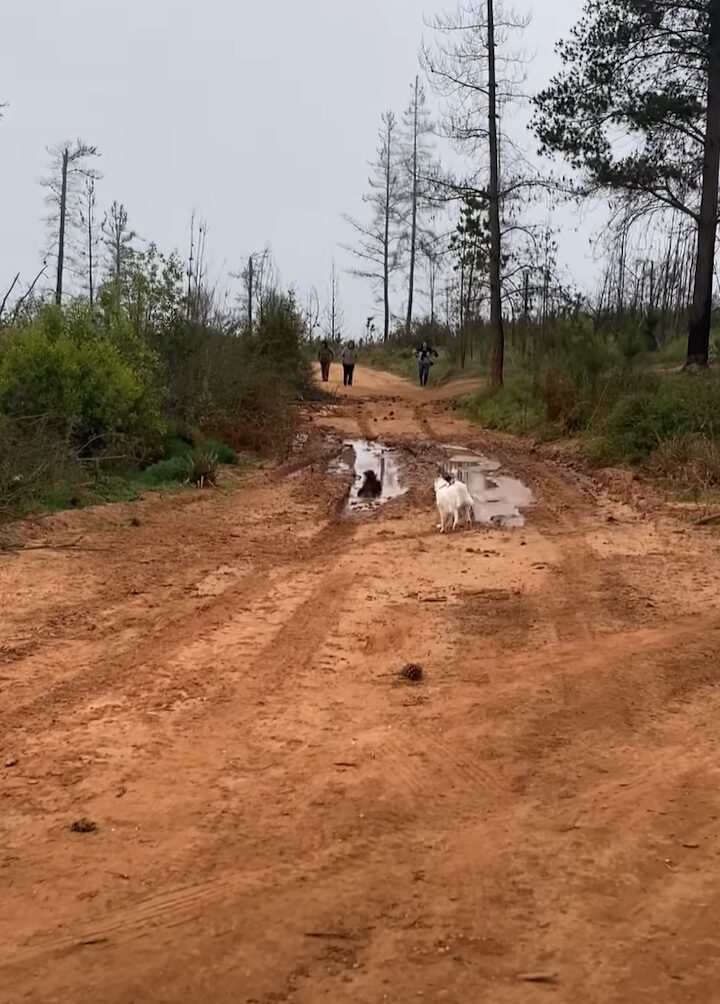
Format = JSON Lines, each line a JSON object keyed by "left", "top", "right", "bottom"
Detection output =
{"left": 361, "top": 307, "right": 720, "bottom": 497}
{"left": 337, "top": 0, "right": 720, "bottom": 499}
{"left": 0, "top": 235, "right": 312, "bottom": 527}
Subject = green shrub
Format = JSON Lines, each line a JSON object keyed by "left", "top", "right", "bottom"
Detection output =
{"left": 253, "top": 292, "right": 311, "bottom": 396}
{"left": 136, "top": 454, "right": 190, "bottom": 486}
{"left": 135, "top": 447, "right": 219, "bottom": 489}
{"left": 0, "top": 324, "right": 163, "bottom": 449}
{"left": 203, "top": 439, "right": 239, "bottom": 465}
{"left": 156, "top": 435, "right": 238, "bottom": 466}
{"left": 589, "top": 375, "right": 720, "bottom": 465}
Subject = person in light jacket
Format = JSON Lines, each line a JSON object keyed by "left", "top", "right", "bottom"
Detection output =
{"left": 341, "top": 340, "right": 358, "bottom": 387}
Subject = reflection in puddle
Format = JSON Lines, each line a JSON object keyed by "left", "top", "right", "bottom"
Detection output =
{"left": 442, "top": 446, "right": 533, "bottom": 528}
{"left": 329, "top": 439, "right": 407, "bottom": 513}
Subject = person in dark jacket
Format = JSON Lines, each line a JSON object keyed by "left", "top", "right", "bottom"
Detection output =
{"left": 318, "top": 339, "right": 334, "bottom": 382}
{"left": 415, "top": 341, "right": 439, "bottom": 387}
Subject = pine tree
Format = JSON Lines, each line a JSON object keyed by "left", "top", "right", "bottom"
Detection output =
{"left": 534, "top": 0, "right": 720, "bottom": 365}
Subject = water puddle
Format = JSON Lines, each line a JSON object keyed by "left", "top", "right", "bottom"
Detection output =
{"left": 441, "top": 445, "right": 533, "bottom": 528}
{"left": 329, "top": 439, "right": 407, "bottom": 513}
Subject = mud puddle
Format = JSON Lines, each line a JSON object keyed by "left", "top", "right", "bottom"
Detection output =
{"left": 441, "top": 445, "right": 533, "bottom": 528}
{"left": 329, "top": 439, "right": 406, "bottom": 514}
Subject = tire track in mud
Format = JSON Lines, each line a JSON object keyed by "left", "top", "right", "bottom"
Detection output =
{"left": 0, "top": 476, "right": 360, "bottom": 738}
{"left": 415, "top": 399, "right": 624, "bottom": 644}
{"left": 0, "top": 564, "right": 365, "bottom": 970}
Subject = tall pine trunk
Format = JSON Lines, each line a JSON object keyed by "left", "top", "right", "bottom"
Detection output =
{"left": 487, "top": 0, "right": 505, "bottom": 387}
{"left": 405, "top": 76, "right": 420, "bottom": 337}
{"left": 55, "top": 148, "right": 69, "bottom": 306}
{"left": 383, "top": 118, "right": 392, "bottom": 342}
{"left": 687, "top": 0, "right": 720, "bottom": 366}
{"left": 87, "top": 181, "right": 95, "bottom": 309}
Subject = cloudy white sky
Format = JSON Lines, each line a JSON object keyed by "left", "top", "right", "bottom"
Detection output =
{"left": 2, "top": 0, "right": 592, "bottom": 333}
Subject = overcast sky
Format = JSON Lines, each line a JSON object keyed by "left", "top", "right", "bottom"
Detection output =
{"left": 2, "top": 0, "right": 591, "bottom": 333}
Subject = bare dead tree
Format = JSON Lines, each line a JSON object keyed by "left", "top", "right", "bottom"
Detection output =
{"left": 101, "top": 201, "right": 138, "bottom": 288}
{"left": 343, "top": 111, "right": 404, "bottom": 341}
{"left": 303, "top": 286, "right": 321, "bottom": 337}
{"left": 186, "top": 216, "right": 209, "bottom": 323}
{"left": 322, "top": 260, "right": 346, "bottom": 341}
{"left": 401, "top": 77, "right": 435, "bottom": 335}
{"left": 423, "top": 0, "right": 530, "bottom": 386}
{"left": 232, "top": 247, "right": 276, "bottom": 331}
{"left": 40, "top": 141, "right": 100, "bottom": 306}
{"left": 77, "top": 178, "right": 99, "bottom": 308}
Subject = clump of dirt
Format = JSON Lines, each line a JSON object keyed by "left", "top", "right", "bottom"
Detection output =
{"left": 400, "top": 663, "right": 423, "bottom": 683}
{"left": 70, "top": 818, "right": 98, "bottom": 834}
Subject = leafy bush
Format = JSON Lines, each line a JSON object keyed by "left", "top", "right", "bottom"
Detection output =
{"left": 154, "top": 292, "right": 308, "bottom": 455}
{"left": 198, "top": 439, "right": 238, "bottom": 465}
{"left": 135, "top": 447, "right": 218, "bottom": 489}
{"left": 0, "top": 322, "right": 163, "bottom": 449}
{"left": 136, "top": 454, "right": 191, "bottom": 487}
{"left": 254, "top": 292, "right": 311, "bottom": 396}
{"left": 158, "top": 435, "right": 239, "bottom": 466}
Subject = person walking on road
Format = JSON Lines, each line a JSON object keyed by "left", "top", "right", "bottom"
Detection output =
{"left": 342, "top": 340, "right": 358, "bottom": 387}
{"left": 415, "top": 341, "right": 439, "bottom": 387}
{"left": 318, "top": 339, "right": 334, "bottom": 382}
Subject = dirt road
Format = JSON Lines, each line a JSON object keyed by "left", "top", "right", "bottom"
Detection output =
{"left": 3, "top": 365, "right": 720, "bottom": 1003}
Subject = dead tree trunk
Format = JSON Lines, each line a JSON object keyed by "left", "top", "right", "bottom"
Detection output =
{"left": 247, "top": 254, "right": 254, "bottom": 333}
{"left": 487, "top": 0, "right": 505, "bottom": 388}
{"left": 86, "top": 179, "right": 96, "bottom": 309}
{"left": 405, "top": 76, "right": 420, "bottom": 336}
{"left": 55, "top": 148, "right": 69, "bottom": 306}
{"left": 383, "top": 121, "right": 392, "bottom": 342}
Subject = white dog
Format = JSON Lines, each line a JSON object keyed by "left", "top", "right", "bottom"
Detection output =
{"left": 434, "top": 474, "right": 475, "bottom": 532}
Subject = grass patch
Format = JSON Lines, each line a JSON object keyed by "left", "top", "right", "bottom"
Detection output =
{"left": 136, "top": 454, "right": 191, "bottom": 487}
{"left": 460, "top": 381, "right": 552, "bottom": 436}
{"left": 654, "top": 336, "right": 686, "bottom": 367}
{"left": 3, "top": 433, "right": 247, "bottom": 522}
{"left": 588, "top": 373, "right": 720, "bottom": 466}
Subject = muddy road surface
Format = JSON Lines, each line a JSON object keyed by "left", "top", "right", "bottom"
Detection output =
{"left": 3, "top": 365, "right": 720, "bottom": 1003}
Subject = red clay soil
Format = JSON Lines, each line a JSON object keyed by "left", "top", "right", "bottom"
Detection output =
{"left": 2, "top": 365, "right": 720, "bottom": 1003}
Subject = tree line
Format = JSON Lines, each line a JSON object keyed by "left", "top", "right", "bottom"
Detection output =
{"left": 345, "top": 0, "right": 720, "bottom": 384}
